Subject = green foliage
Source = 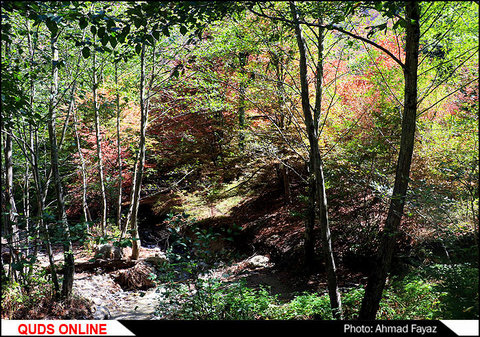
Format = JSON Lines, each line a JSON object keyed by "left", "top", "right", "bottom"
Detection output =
{"left": 1, "top": 59, "right": 27, "bottom": 128}
{"left": 163, "top": 213, "right": 230, "bottom": 265}
{"left": 156, "top": 278, "right": 278, "bottom": 320}
{"left": 1, "top": 271, "right": 54, "bottom": 319}
{"left": 279, "top": 292, "right": 332, "bottom": 319}
{"left": 50, "top": 221, "right": 90, "bottom": 246}
{"left": 1, "top": 0, "right": 478, "bottom": 321}
{"left": 378, "top": 277, "right": 442, "bottom": 320}
{"left": 154, "top": 269, "right": 459, "bottom": 320}
{"left": 419, "top": 263, "right": 479, "bottom": 319}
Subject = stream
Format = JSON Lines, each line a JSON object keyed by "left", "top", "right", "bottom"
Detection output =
{"left": 73, "top": 271, "right": 162, "bottom": 320}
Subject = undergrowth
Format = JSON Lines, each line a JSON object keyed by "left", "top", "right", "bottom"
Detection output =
{"left": 1, "top": 271, "right": 92, "bottom": 319}
{"left": 154, "top": 263, "right": 478, "bottom": 320}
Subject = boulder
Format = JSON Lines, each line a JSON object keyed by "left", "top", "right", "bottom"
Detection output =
{"left": 92, "top": 305, "right": 111, "bottom": 320}
{"left": 94, "top": 244, "right": 125, "bottom": 260}
{"left": 145, "top": 253, "right": 168, "bottom": 267}
{"left": 246, "top": 255, "right": 270, "bottom": 269}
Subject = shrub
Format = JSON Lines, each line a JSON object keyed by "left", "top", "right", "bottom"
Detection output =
{"left": 1, "top": 271, "right": 53, "bottom": 319}
{"left": 378, "top": 277, "right": 443, "bottom": 319}
{"left": 421, "top": 263, "right": 479, "bottom": 319}
{"left": 156, "top": 278, "right": 279, "bottom": 319}
{"left": 155, "top": 275, "right": 453, "bottom": 320}
{"left": 279, "top": 292, "right": 332, "bottom": 319}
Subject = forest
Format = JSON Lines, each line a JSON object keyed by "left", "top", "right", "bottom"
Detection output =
{"left": 1, "top": 1, "right": 478, "bottom": 322}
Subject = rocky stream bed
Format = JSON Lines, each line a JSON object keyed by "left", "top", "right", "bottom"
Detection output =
{"left": 36, "top": 245, "right": 281, "bottom": 320}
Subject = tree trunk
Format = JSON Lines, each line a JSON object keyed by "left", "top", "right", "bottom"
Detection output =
{"left": 290, "top": 1, "right": 343, "bottom": 319}
{"left": 277, "top": 162, "right": 291, "bottom": 204}
{"left": 72, "top": 89, "right": 92, "bottom": 226}
{"left": 93, "top": 35, "right": 107, "bottom": 236}
{"left": 238, "top": 51, "right": 248, "bottom": 151}
{"left": 4, "top": 115, "right": 20, "bottom": 283}
{"left": 127, "top": 41, "right": 147, "bottom": 260}
{"left": 115, "top": 62, "right": 123, "bottom": 230}
{"left": 23, "top": 159, "right": 30, "bottom": 257}
{"left": 30, "top": 114, "right": 60, "bottom": 294}
{"left": 26, "top": 22, "right": 39, "bottom": 277}
{"left": 359, "top": 1, "right": 420, "bottom": 320}
{"left": 304, "top": 161, "right": 316, "bottom": 268}
{"left": 48, "top": 35, "right": 75, "bottom": 300}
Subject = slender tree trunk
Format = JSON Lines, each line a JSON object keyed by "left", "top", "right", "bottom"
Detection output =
{"left": 48, "top": 35, "right": 75, "bottom": 300}
{"left": 290, "top": 1, "right": 342, "bottom": 319}
{"left": 2, "top": 38, "right": 20, "bottom": 283}
{"left": 92, "top": 35, "right": 107, "bottom": 236}
{"left": 31, "top": 131, "right": 60, "bottom": 295}
{"left": 313, "top": 17, "right": 342, "bottom": 319}
{"left": 238, "top": 52, "right": 248, "bottom": 151}
{"left": 304, "top": 161, "right": 316, "bottom": 268}
{"left": 26, "top": 21, "right": 39, "bottom": 276}
{"left": 23, "top": 162, "right": 30, "bottom": 252}
{"left": 4, "top": 116, "right": 20, "bottom": 283}
{"left": 115, "top": 62, "right": 123, "bottom": 230}
{"left": 72, "top": 88, "right": 92, "bottom": 226}
{"left": 127, "top": 41, "right": 147, "bottom": 260}
{"left": 359, "top": 1, "right": 420, "bottom": 320}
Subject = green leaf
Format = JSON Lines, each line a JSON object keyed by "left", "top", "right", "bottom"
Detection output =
{"left": 180, "top": 25, "right": 187, "bottom": 35}
{"left": 79, "top": 16, "right": 88, "bottom": 30}
{"left": 11, "top": 262, "right": 24, "bottom": 271}
{"left": 46, "top": 20, "right": 58, "bottom": 36}
{"left": 98, "top": 26, "right": 106, "bottom": 38}
{"left": 110, "top": 36, "right": 118, "bottom": 48}
{"left": 82, "top": 47, "right": 90, "bottom": 59}
{"left": 162, "top": 26, "right": 170, "bottom": 37}
{"left": 135, "top": 43, "right": 142, "bottom": 55}
{"left": 101, "top": 34, "right": 109, "bottom": 46}
{"left": 90, "top": 25, "right": 97, "bottom": 36}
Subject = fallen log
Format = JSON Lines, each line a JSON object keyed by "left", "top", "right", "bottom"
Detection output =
{"left": 49, "top": 259, "right": 137, "bottom": 274}
{"left": 75, "top": 259, "right": 137, "bottom": 273}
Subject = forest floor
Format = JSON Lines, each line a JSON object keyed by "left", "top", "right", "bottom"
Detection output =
{"left": 29, "top": 167, "right": 377, "bottom": 320}
{"left": 36, "top": 244, "right": 309, "bottom": 319}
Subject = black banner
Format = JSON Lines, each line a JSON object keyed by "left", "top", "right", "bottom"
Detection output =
{"left": 118, "top": 320, "right": 465, "bottom": 337}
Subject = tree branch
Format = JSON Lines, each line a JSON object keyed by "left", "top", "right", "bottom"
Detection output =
{"left": 247, "top": 5, "right": 405, "bottom": 69}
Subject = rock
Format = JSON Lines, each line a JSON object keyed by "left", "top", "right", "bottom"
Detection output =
{"left": 94, "top": 244, "right": 124, "bottom": 260}
{"left": 246, "top": 255, "right": 270, "bottom": 269}
{"left": 145, "top": 253, "right": 168, "bottom": 267}
{"left": 92, "top": 305, "right": 111, "bottom": 320}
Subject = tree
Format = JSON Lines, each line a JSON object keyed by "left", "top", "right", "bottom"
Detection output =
{"left": 288, "top": 0, "right": 343, "bottom": 319}
{"left": 47, "top": 23, "right": 75, "bottom": 300}
{"left": 358, "top": 1, "right": 420, "bottom": 319}
{"left": 91, "top": 13, "right": 108, "bottom": 237}
{"left": 245, "top": 0, "right": 344, "bottom": 318}
{"left": 114, "top": 59, "right": 123, "bottom": 230}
